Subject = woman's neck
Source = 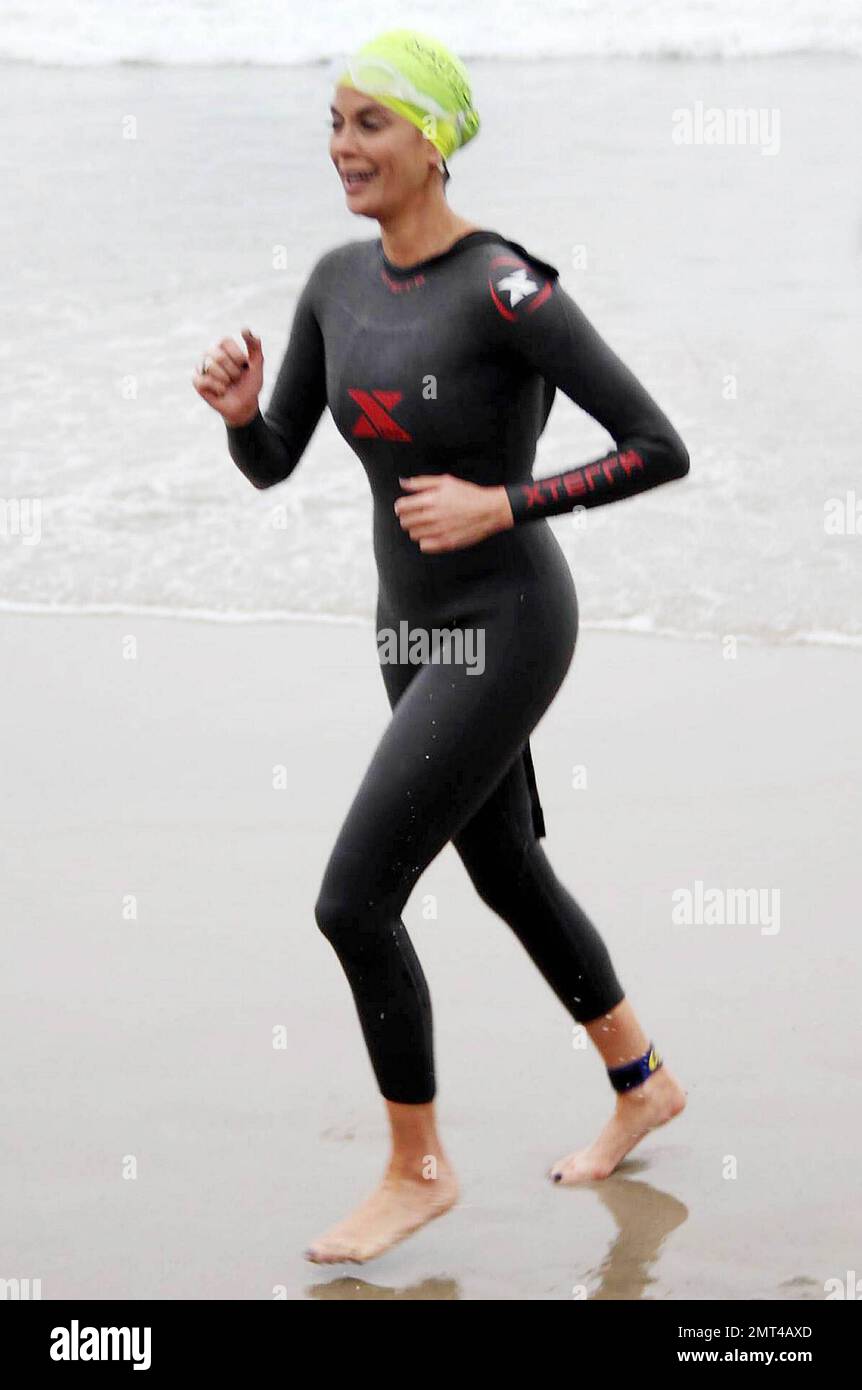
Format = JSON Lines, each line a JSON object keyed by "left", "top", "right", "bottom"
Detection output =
{"left": 377, "top": 206, "right": 482, "bottom": 270}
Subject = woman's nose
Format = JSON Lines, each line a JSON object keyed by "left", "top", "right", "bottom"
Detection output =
{"left": 330, "top": 127, "right": 359, "bottom": 160}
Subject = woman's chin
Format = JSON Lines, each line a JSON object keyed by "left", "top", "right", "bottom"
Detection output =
{"left": 344, "top": 196, "right": 381, "bottom": 218}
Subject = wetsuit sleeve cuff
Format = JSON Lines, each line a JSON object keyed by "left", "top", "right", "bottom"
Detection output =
{"left": 224, "top": 406, "right": 265, "bottom": 441}
{"left": 505, "top": 483, "right": 522, "bottom": 523}
{"left": 505, "top": 480, "right": 543, "bottom": 524}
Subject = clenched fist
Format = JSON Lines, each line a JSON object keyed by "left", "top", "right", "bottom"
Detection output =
{"left": 192, "top": 329, "right": 264, "bottom": 427}
{"left": 394, "top": 473, "right": 514, "bottom": 553}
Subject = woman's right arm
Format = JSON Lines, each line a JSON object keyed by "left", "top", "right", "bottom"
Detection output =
{"left": 192, "top": 265, "right": 327, "bottom": 490}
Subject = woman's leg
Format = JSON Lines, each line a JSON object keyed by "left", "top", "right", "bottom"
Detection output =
{"left": 452, "top": 752, "right": 626, "bottom": 1023}
{"left": 303, "top": 1095, "right": 460, "bottom": 1265}
{"left": 548, "top": 1000, "right": 687, "bottom": 1183}
{"left": 307, "top": 615, "right": 570, "bottom": 1261}
{"left": 313, "top": 608, "right": 569, "bottom": 1105}
{"left": 452, "top": 756, "right": 687, "bottom": 1183}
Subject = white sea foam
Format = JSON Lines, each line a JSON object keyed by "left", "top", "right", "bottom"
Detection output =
{"left": 0, "top": 0, "right": 860, "bottom": 65}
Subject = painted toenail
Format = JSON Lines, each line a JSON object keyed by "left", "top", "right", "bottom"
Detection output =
{"left": 552, "top": 1172, "right": 562, "bottom": 1182}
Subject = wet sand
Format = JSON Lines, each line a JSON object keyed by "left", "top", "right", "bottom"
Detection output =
{"left": 1, "top": 612, "right": 858, "bottom": 1299}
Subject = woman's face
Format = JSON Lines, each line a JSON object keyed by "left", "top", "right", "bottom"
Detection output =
{"left": 329, "top": 84, "right": 439, "bottom": 218}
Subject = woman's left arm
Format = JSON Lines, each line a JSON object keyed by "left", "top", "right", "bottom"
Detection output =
{"left": 394, "top": 257, "right": 690, "bottom": 551}
{"left": 497, "top": 270, "right": 690, "bottom": 523}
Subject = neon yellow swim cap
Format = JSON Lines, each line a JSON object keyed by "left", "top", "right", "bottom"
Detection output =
{"left": 332, "top": 29, "right": 480, "bottom": 163}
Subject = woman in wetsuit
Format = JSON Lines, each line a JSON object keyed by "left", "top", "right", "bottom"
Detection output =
{"left": 192, "top": 29, "right": 688, "bottom": 1265}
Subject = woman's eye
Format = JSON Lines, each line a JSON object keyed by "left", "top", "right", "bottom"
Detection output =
{"left": 328, "top": 119, "right": 384, "bottom": 132}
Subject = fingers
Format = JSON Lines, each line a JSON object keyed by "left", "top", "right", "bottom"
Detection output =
{"left": 217, "top": 336, "right": 249, "bottom": 373}
{"left": 396, "top": 500, "right": 472, "bottom": 549}
{"left": 191, "top": 328, "right": 265, "bottom": 421}
{"left": 241, "top": 328, "right": 263, "bottom": 362}
{"left": 404, "top": 523, "right": 441, "bottom": 543}
{"left": 397, "top": 474, "right": 447, "bottom": 491}
{"left": 397, "top": 512, "right": 443, "bottom": 543}
{"left": 200, "top": 342, "right": 241, "bottom": 386}
{"left": 394, "top": 493, "right": 439, "bottom": 521}
{"left": 417, "top": 529, "right": 464, "bottom": 552}
{"left": 191, "top": 368, "right": 227, "bottom": 399}
{"left": 395, "top": 484, "right": 448, "bottom": 540}
{"left": 394, "top": 475, "right": 449, "bottom": 527}
{"left": 195, "top": 333, "right": 260, "bottom": 389}
{"left": 401, "top": 512, "right": 447, "bottom": 542}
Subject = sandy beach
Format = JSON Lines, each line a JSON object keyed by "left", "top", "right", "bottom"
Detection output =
{"left": 2, "top": 611, "right": 858, "bottom": 1299}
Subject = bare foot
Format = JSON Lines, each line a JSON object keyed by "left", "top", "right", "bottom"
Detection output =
{"left": 548, "top": 1066, "right": 687, "bottom": 1185}
{"left": 304, "top": 1161, "right": 460, "bottom": 1264}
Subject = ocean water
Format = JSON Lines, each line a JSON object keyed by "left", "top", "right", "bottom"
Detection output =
{"left": 1, "top": 5, "right": 860, "bottom": 646}
{"left": 1, "top": 0, "right": 860, "bottom": 63}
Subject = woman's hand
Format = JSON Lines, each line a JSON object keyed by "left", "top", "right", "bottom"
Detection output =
{"left": 192, "top": 329, "right": 264, "bottom": 427}
{"left": 394, "top": 474, "right": 514, "bottom": 553}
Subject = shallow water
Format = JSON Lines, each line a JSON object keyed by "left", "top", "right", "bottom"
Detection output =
{"left": 1, "top": 54, "right": 860, "bottom": 647}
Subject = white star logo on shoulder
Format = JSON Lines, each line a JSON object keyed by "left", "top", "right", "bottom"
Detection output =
{"left": 495, "top": 267, "right": 539, "bottom": 307}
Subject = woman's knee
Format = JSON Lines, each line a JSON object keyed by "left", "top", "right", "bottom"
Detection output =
{"left": 314, "top": 872, "right": 369, "bottom": 948}
{"left": 314, "top": 841, "right": 364, "bottom": 943}
{"left": 313, "top": 882, "right": 347, "bottom": 943}
{"left": 314, "top": 863, "right": 399, "bottom": 952}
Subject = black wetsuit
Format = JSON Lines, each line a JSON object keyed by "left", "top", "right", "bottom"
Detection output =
{"left": 226, "top": 229, "right": 689, "bottom": 1104}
